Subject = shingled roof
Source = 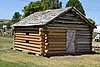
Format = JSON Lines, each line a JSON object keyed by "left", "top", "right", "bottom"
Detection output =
{"left": 12, "top": 7, "right": 72, "bottom": 26}
{"left": 12, "top": 7, "right": 96, "bottom": 28}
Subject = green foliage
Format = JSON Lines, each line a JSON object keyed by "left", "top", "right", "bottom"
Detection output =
{"left": 66, "top": 0, "right": 86, "bottom": 16}
{"left": 41, "top": 0, "right": 62, "bottom": 9}
{"left": 7, "top": 20, "right": 13, "bottom": 25}
{"left": 0, "top": 21, "right": 9, "bottom": 26}
{"left": 0, "top": 20, "right": 13, "bottom": 29}
{"left": 0, "top": 22, "right": 4, "bottom": 26}
{"left": 88, "top": 18, "right": 96, "bottom": 25}
{"left": 59, "top": 1, "right": 62, "bottom": 8}
{"left": 6, "top": 20, "right": 13, "bottom": 28}
{"left": 12, "top": 12, "right": 21, "bottom": 24}
{"left": 22, "top": 1, "right": 49, "bottom": 17}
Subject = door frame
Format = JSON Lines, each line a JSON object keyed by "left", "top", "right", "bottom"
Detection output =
{"left": 66, "top": 30, "right": 76, "bottom": 54}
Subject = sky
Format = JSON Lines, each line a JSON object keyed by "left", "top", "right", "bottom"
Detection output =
{"left": 0, "top": 0, "right": 100, "bottom": 25}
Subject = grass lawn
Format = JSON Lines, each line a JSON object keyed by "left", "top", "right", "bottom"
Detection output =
{"left": 0, "top": 36, "right": 100, "bottom": 67}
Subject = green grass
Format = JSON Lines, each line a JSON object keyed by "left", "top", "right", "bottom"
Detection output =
{"left": 0, "top": 36, "right": 100, "bottom": 67}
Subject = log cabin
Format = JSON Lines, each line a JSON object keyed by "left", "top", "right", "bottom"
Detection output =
{"left": 12, "top": 7, "right": 96, "bottom": 57}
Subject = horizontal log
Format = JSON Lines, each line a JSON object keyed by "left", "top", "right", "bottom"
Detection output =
{"left": 76, "top": 31, "right": 90, "bottom": 33}
{"left": 76, "top": 50, "right": 91, "bottom": 53}
{"left": 65, "top": 14, "right": 75, "bottom": 17}
{"left": 48, "top": 45, "right": 66, "bottom": 48}
{"left": 76, "top": 36, "right": 91, "bottom": 38}
{"left": 29, "top": 41, "right": 42, "bottom": 45}
{"left": 15, "top": 33, "right": 26, "bottom": 35}
{"left": 15, "top": 35, "right": 41, "bottom": 39}
{"left": 53, "top": 20, "right": 83, "bottom": 24}
{"left": 29, "top": 33, "right": 40, "bottom": 36}
{"left": 47, "top": 27, "right": 90, "bottom": 30}
{"left": 77, "top": 44, "right": 91, "bottom": 45}
{"left": 15, "top": 37, "right": 41, "bottom": 42}
{"left": 60, "top": 15, "right": 76, "bottom": 18}
{"left": 48, "top": 42, "right": 66, "bottom": 45}
{"left": 15, "top": 31, "right": 39, "bottom": 33}
{"left": 76, "top": 38, "right": 91, "bottom": 40}
{"left": 47, "top": 51, "right": 66, "bottom": 54}
{"left": 61, "top": 15, "right": 80, "bottom": 19}
{"left": 45, "top": 43, "right": 48, "bottom": 46}
{"left": 76, "top": 38, "right": 91, "bottom": 41}
{"left": 48, "top": 24, "right": 89, "bottom": 28}
{"left": 15, "top": 42, "right": 41, "bottom": 48}
{"left": 49, "top": 21, "right": 86, "bottom": 25}
{"left": 76, "top": 33, "right": 91, "bottom": 36}
{"left": 77, "top": 48, "right": 91, "bottom": 50}
{"left": 77, "top": 45, "right": 91, "bottom": 48}
{"left": 77, "top": 42, "right": 91, "bottom": 44}
{"left": 48, "top": 48, "right": 66, "bottom": 51}
{"left": 47, "top": 29, "right": 66, "bottom": 33}
{"left": 48, "top": 36, "right": 66, "bottom": 39}
{"left": 76, "top": 39, "right": 91, "bottom": 42}
{"left": 48, "top": 33, "right": 66, "bottom": 36}
{"left": 76, "top": 34, "right": 91, "bottom": 36}
{"left": 48, "top": 39, "right": 66, "bottom": 42}
{"left": 15, "top": 44, "right": 41, "bottom": 51}
{"left": 59, "top": 17, "right": 80, "bottom": 21}
{"left": 15, "top": 47, "right": 40, "bottom": 54}
{"left": 15, "top": 40, "right": 26, "bottom": 42}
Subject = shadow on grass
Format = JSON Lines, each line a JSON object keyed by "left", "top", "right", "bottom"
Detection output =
{"left": 45, "top": 51, "right": 100, "bottom": 58}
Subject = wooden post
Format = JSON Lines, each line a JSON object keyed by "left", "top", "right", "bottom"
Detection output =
{"left": 39, "top": 28, "right": 45, "bottom": 55}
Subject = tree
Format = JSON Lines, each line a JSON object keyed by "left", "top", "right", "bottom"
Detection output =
{"left": 41, "top": 0, "right": 62, "bottom": 9}
{"left": 12, "top": 12, "right": 21, "bottom": 24}
{"left": 23, "top": 0, "right": 62, "bottom": 17}
{"left": 22, "top": 1, "right": 49, "bottom": 17}
{"left": 88, "top": 18, "right": 96, "bottom": 25}
{"left": 0, "top": 22, "right": 4, "bottom": 26}
{"left": 66, "top": 0, "right": 86, "bottom": 16}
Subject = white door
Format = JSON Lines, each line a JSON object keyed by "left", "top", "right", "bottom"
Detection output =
{"left": 66, "top": 30, "right": 75, "bottom": 53}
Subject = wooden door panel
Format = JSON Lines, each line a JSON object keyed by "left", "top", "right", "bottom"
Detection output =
{"left": 66, "top": 30, "right": 75, "bottom": 53}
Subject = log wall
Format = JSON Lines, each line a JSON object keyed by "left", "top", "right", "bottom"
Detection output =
{"left": 46, "top": 10, "right": 93, "bottom": 55}
{"left": 45, "top": 29, "right": 67, "bottom": 56}
{"left": 13, "top": 27, "right": 46, "bottom": 55}
{"left": 75, "top": 29, "right": 93, "bottom": 53}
